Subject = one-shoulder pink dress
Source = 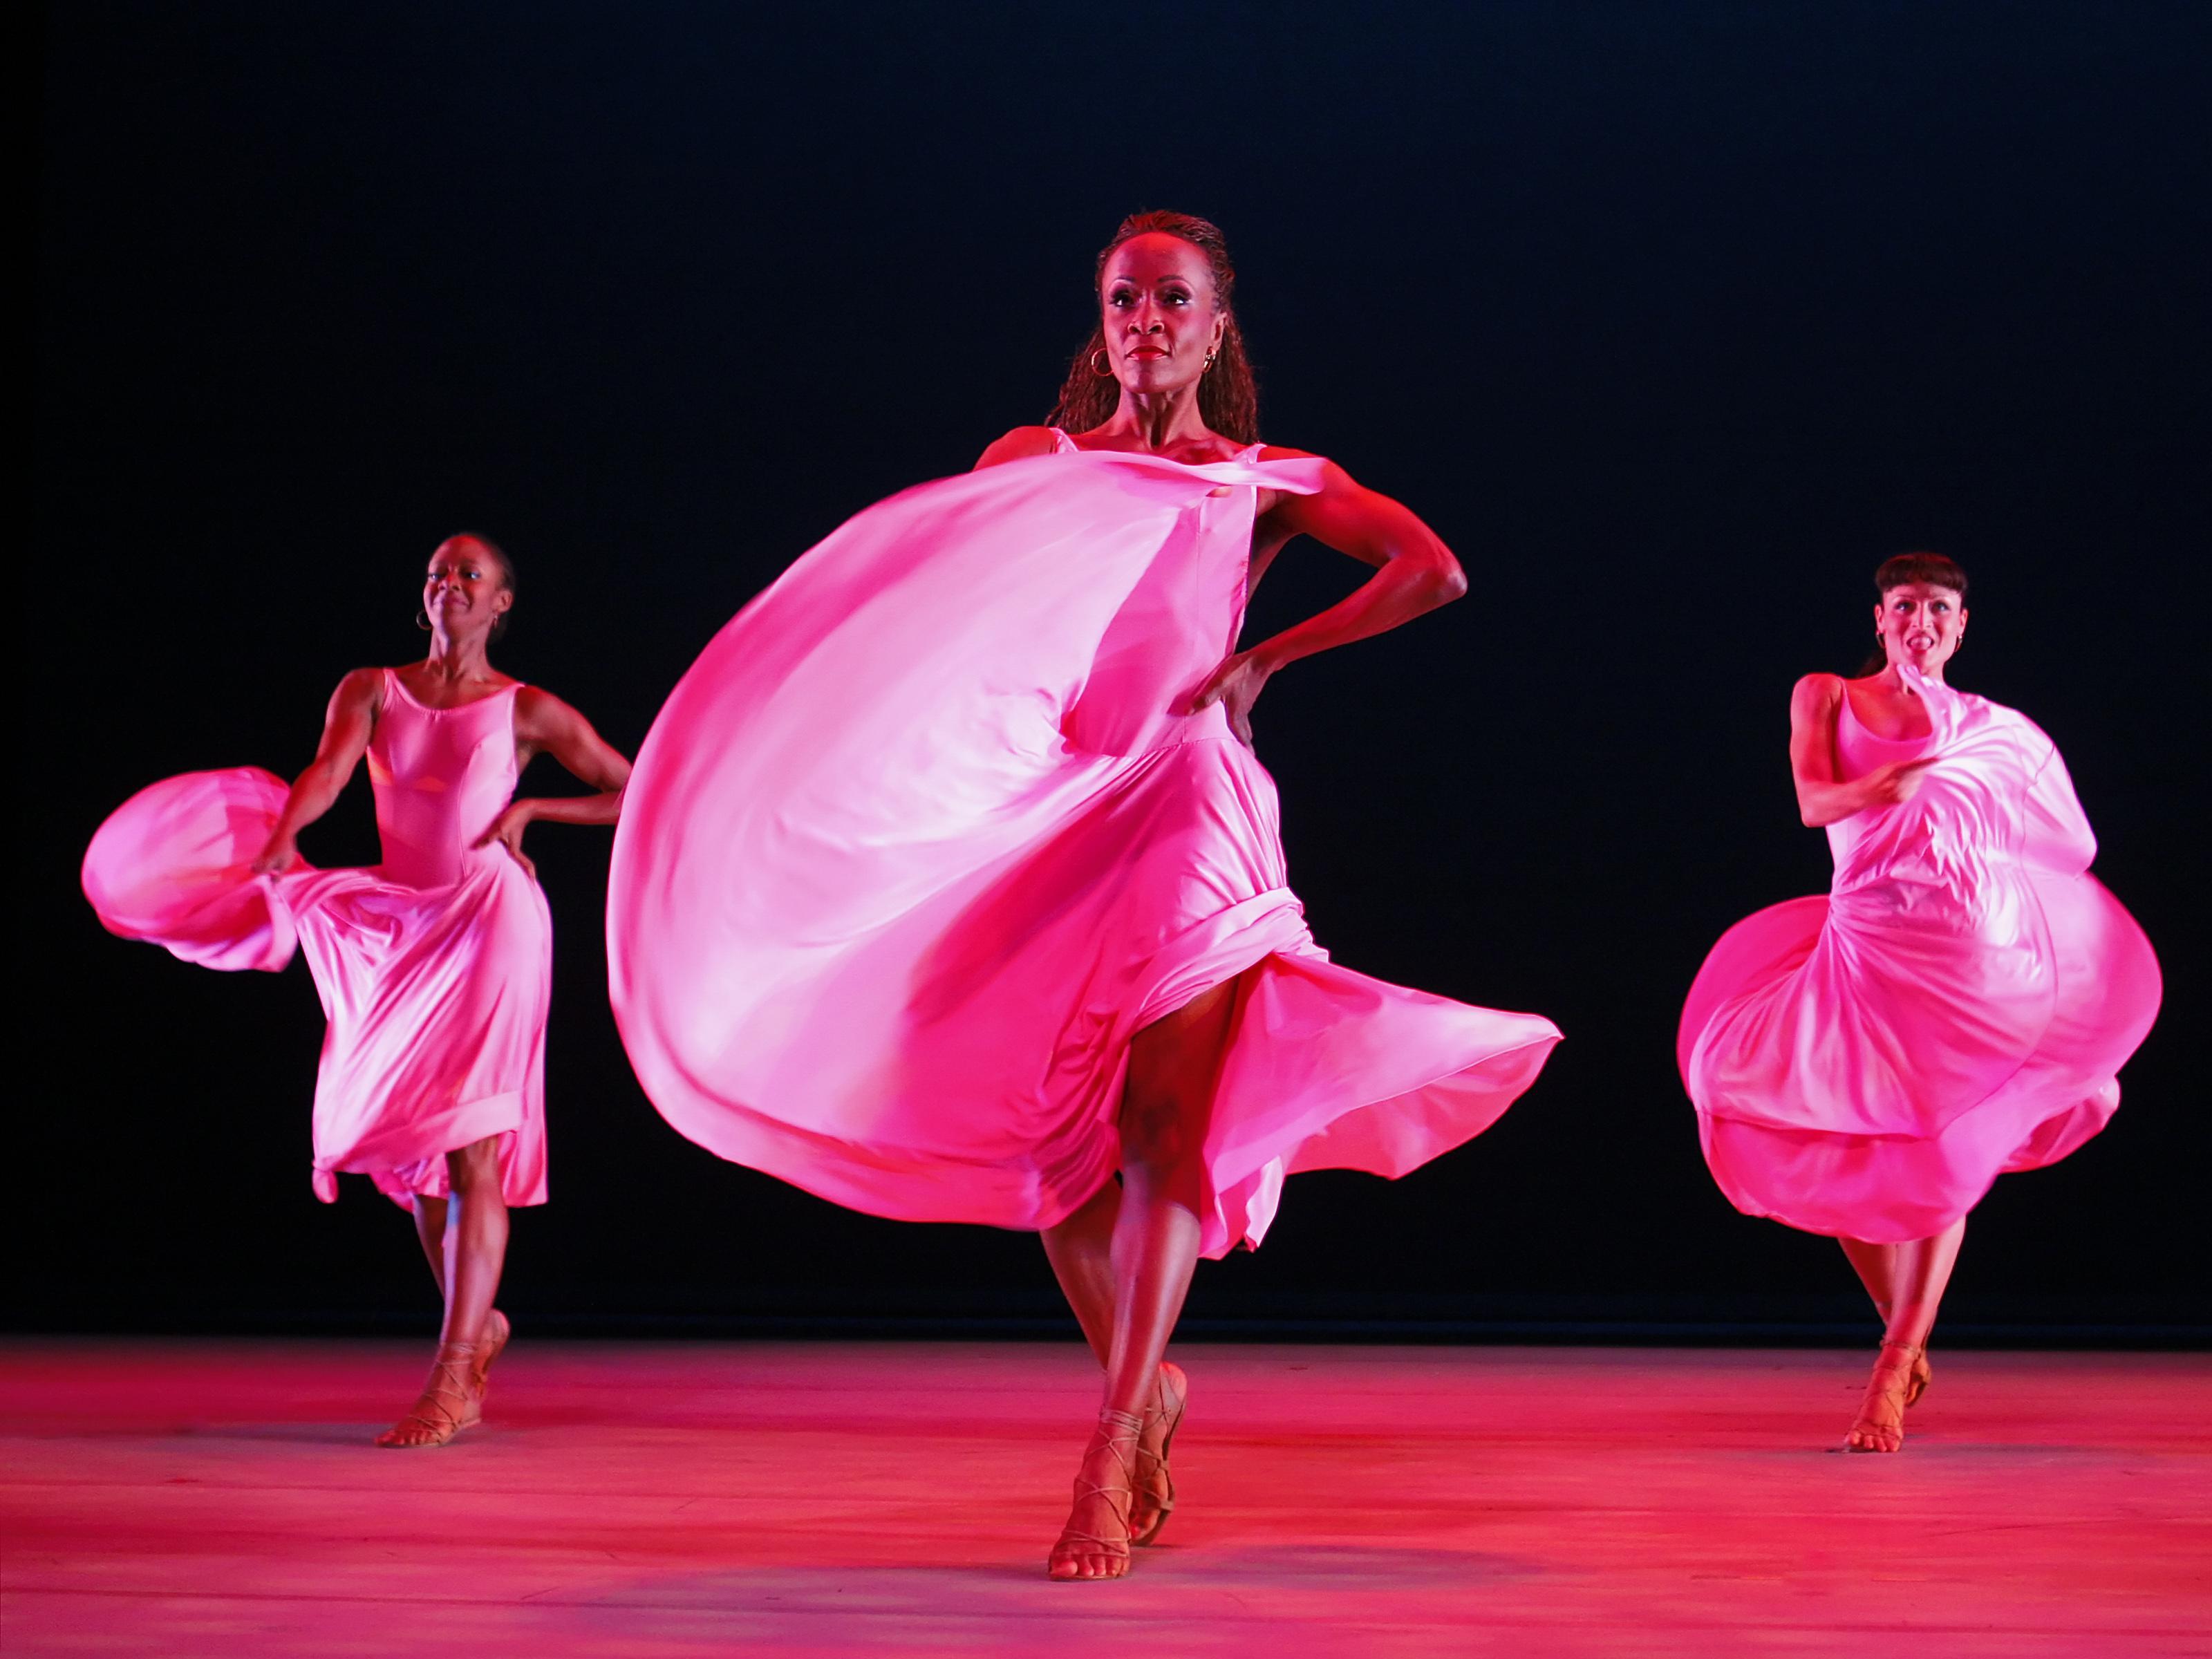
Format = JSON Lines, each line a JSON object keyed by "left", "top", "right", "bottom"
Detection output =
{"left": 608, "top": 436, "right": 1561, "bottom": 1256}
{"left": 1678, "top": 671, "right": 2159, "bottom": 1242}
{"left": 83, "top": 671, "right": 552, "bottom": 1206}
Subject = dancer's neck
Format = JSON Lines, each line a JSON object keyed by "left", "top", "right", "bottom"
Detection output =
{"left": 1093, "top": 384, "right": 1217, "bottom": 454}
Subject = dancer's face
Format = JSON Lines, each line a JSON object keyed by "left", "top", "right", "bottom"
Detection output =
{"left": 423, "top": 538, "right": 512, "bottom": 640}
{"left": 1098, "top": 234, "right": 1228, "bottom": 398}
{"left": 1873, "top": 582, "right": 1967, "bottom": 676}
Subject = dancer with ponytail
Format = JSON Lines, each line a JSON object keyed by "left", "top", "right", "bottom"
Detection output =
{"left": 84, "top": 535, "right": 630, "bottom": 1446}
{"left": 1678, "top": 553, "right": 2159, "bottom": 1452}
{"left": 608, "top": 212, "right": 1559, "bottom": 1578}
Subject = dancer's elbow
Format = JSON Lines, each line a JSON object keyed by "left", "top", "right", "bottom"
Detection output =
{"left": 1418, "top": 554, "right": 1468, "bottom": 604}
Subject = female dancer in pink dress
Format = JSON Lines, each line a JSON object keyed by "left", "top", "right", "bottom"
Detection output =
{"left": 609, "top": 212, "right": 1561, "bottom": 1577}
{"left": 1678, "top": 554, "right": 2159, "bottom": 1452}
{"left": 83, "top": 535, "right": 631, "bottom": 1447}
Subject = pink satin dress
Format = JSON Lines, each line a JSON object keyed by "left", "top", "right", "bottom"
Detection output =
{"left": 82, "top": 671, "right": 552, "bottom": 1206}
{"left": 1678, "top": 671, "right": 2160, "bottom": 1242}
{"left": 609, "top": 435, "right": 1562, "bottom": 1256}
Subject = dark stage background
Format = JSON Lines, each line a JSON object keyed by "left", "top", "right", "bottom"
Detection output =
{"left": 28, "top": 3, "right": 2208, "bottom": 1340}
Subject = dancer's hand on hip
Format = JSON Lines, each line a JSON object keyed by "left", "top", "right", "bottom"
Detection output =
{"left": 475, "top": 803, "right": 538, "bottom": 879}
{"left": 1187, "top": 648, "right": 1275, "bottom": 747}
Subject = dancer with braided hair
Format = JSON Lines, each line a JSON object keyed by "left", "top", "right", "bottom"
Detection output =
{"left": 610, "top": 211, "right": 1559, "bottom": 1579}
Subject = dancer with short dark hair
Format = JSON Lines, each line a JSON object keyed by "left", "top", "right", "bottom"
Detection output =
{"left": 1679, "top": 553, "right": 2159, "bottom": 1452}
{"left": 84, "top": 534, "right": 630, "bottom": 1445}
{"left": 608, "top": 212, "right": 1560, "bottom": 1577}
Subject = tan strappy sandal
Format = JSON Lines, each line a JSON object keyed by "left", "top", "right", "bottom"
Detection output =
{"left": 1130, "top": 1362, "right": 1187, "bottom": 1547}
{"left": 1047, "top": 1409, "right": 1142, "bottom": 1580}
{"left": 375, "top": 1340, "right": 481, "bottom": 1449}
{"left": 1843, "top": 1340, "right": 1922, "bottom": 1453}
{"left": 1873, "top": 1303, "right": 1933, "bottom": 1405}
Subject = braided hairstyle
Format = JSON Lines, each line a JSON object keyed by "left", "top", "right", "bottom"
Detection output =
{"left": 1858, "top": 551, "right": 1967, "bottom": 675}
{"left": 1047, "top": 210, "right": 1260, "bottom": 444}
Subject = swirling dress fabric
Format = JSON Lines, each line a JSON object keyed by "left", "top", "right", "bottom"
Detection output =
{"left": 1678, "top": 673, "right": 2159, "bottom": 1242}
{"left": 82, "top": 673, "right": 552, "bottom": 1206}
{"left": 609, "top": 438, "right": 1560, "bottom": 1257}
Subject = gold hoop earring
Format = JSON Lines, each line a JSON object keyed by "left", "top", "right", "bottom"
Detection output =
{"left": 1089, "top": 348, "right": 1114, "bottom": 379}
{"left": 416, "top": 608, "right": 433, "bottom": 631}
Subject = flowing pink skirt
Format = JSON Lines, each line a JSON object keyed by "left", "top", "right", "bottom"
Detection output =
{"left": 83, "top": 767, "right": 550, "bottom": 1206}
{"left": 610, "top": 451, "right": 1562, "bottom": 1256}
{"left": 1679, "top": 873, "right": 2159, "bottom": 1241}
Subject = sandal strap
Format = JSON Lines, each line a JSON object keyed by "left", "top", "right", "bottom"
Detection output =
{"left": 1054, "top": 1410, "right": 1143, "bottom": 1557}
{"left": 417, "top": 1344, "right": 483, "bottom": 1422}
{"left": 1872, "top": 1340, "right": 1924, "bottom": 1374}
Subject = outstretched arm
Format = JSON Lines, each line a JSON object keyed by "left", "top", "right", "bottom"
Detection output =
{"left": 250, "top": 669, "right": 382, "bottom": 872}
{"left": 474, "top": 689, "right": 632, "bottom": 877}
{"left": 1190, "top": 456, "right": 1466, "bottom": 744}
{"left": 1789, "top": 673, "right": 1934, "bottom": 827}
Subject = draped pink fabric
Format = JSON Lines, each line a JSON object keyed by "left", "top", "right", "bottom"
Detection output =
{"left": 1678, "top": 671, "right": 2160, "bottom": 1242}
{"left": 608, "top": 439, "right": 1561, "bottom": 1257}
{"left": 82, "top": 673, "right": 552, "bottom": 1207}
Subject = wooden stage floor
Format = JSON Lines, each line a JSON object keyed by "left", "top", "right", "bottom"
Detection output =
{"left": 3, "top": 1340, "right": 2207, "bottom": 1656}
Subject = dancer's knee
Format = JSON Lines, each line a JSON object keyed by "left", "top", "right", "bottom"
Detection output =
{"left": 446, "top": 1137, "right": 502, "bottom": 1196}
{"left": 1118, "top": 1082, "right": 1197, "bottom": 1173}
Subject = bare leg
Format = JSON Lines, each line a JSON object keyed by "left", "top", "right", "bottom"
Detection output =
{"left": 1883, "top": 1217, "right": 1965, "bottom": 1353}
{"left": 1049, "top": 979, "right": 1237, "bottom": 1581}
{"left": 411, "top": 1194, "right": 450, "bottom": 1293}
{"left": 408, "top": 1189, "right": 512, "bottom": 1403}
{"left": 377, "top": 1139, "right": 509, "bottom": 1448}
{"left": 1840, "top": 1237, "right": 1931, "bottom": 1403}
{"left": 1041, "top": 1181, "right": 1188, "bottom": 1543}
{"left": 436, "top": 1138, "right": 507, "bottom": 1349}
{"left": 1042, "top": 1180, "right": 1120, "bottom": 1365}
{"left": 1838, "top": 1237, "right": 1897, "bottom": 1322}
{"left": 1845, "top": 1217, "right": 1966, "bottom": 1452}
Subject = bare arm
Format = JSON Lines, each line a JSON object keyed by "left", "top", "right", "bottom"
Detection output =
{"left": 1190, "top": 455, "right": 1466, "bottom": 743}
{"left": 474, "top": 688, "right": 632, "bottom": 876}
{"left": 250, "top": 670, "right": 383, "bottom": 872}
{"left": 1789, "top": 673, "right": 1934, "bottom": 827}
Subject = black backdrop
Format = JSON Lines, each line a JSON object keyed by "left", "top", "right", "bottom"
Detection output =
{"left": 27, "top": 2, "right": 2208, "bottom": 1339}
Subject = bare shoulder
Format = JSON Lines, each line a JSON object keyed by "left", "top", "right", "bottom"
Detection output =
{"left": 1253, "top": 448, "right": 1356, "bottom": 517}
{"left": 1255, "top": 444, "right": 1347, "bottom": 482}
{"left": 974, "top": 425, "right": 1060, "bottom": 470}
{"left": 513, "top": 684, "right": 581, "bottom": 733}
{"left": 1790, "top": 672, "right": 1846, "bottom": 724}
{"left": 335, "top": 666, "right": 387, "bottom": 708}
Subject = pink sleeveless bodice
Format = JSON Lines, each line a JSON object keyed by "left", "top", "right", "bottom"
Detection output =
{"left": 1832, "top": 688, "right": 1932, "bottom": 776}
{"left": 368, "top": 671, "right": 523, "bottom": 887}
{"left": 1824, "top": 688, "right": 1936, "bottom": 876}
